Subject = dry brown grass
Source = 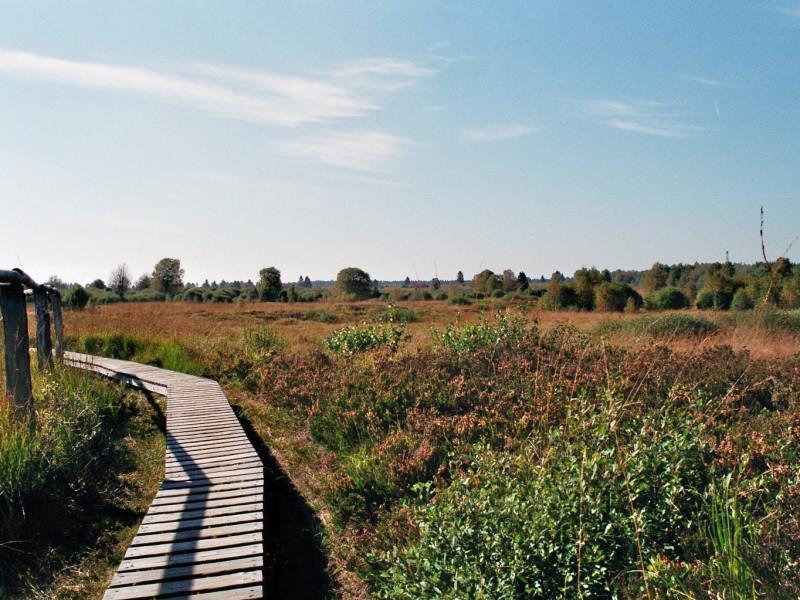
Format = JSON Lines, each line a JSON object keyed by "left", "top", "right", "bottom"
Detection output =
{"left": 57, "top": 300, "right": 800, "bottom": 359}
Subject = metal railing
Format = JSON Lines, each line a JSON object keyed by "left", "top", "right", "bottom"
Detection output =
{"left": 0, "top": 268, "right": 63, "bottom": 425}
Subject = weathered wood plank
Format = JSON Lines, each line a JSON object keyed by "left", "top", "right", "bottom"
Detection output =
{"left": 103, "top": 569, "right": 263, "bottom": 599}
{"left": 118, "top": 542, "right": 262, "bottom": 571}
{"left": 124, "top": 532, "right": 262, "bottom": 559}
{"left": 110, "top": 555, "right": 263, "bottom": 586}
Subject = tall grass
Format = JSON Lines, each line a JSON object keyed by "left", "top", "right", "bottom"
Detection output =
{"left": 1, "top": 366, "right": 130, "bottom": 581}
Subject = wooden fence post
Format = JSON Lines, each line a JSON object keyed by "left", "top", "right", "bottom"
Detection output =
{"left": 33, "top": 286, "right": 53, "bottom": 371}
{"left": 0, "top": 283, "right": 34, "bottom": 423}
{"left": 50, "top": 291, "right": 64, "bottom": 360}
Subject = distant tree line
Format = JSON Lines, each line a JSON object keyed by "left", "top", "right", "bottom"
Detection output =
{"left": 53, "top": 256, "right": 800, "bottom": 312}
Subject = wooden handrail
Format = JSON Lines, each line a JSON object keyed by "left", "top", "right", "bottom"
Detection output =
{"left": 0, "top": 268, "right": 64, "bottom": 426}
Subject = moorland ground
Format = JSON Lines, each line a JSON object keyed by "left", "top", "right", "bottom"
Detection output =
{"left": 3, "top": 298, "right": 800, "bottom": 598}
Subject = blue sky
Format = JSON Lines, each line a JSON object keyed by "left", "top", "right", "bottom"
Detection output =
{"left": 1, "top": 1, "right": 798, "bottom": 284}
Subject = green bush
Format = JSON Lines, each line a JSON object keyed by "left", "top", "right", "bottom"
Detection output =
{"left": 375, "top": 304, "right": 419, "bottom": 323}
{"left": 595, "top": 282, "right": 641, "bottom": 312}
{"left": 302, "top": 308, "right": 338, "bottom": 323}
{"left": 432, "top": 313, "right": 531, "bottom": 354}
{"left": 371, "top": 405, "right": 709, "bottom": 598}
{"left": 730, "top": 288, "right": 754, "bottom": 311}
{"left": 63, "top": 284, "right": 89, "bottom": 310}
{"left": 447, "top": 294, "right": 472, "bottom": 306}
{"left": 696, "top": 289, "right": 715, "bottom": 309}
{"left": 323, "top": 322, "right": 405, "bottom": 355}
{"left": 538, "top": 284, "right": 578, "bottom": 310}
{"left": 647, "top": 314, "right": 719, "bottom": 338}
{"left": 491, "top": 289, "right": 505, "bottom": 298}
{"left": 648, "top": 286, "right": 689, "bottom": 310}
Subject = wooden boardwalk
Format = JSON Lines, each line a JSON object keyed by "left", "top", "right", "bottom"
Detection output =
{"left": 64, "top": 351, "right": 264, "bottom": 599}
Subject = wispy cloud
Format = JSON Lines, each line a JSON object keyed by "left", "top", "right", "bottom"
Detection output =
{"left": 461, "top": 122, "right": 539, "bottom": 142}
{"left": 330, "top": 57, "right": 437, "bottom": 92}
{"left": 779, "top": 4, "right": 800, "bottom": 19}
{"left": 682, "top": 74, "right": 732, "bottom": 88}
{"left": 575, "top": 99, "right": 703, "bottom": 138}
{"left": 275, "top": 130, "right": 410, "bottom": 173}
{"left": 0, "top": 49, "right": 436, "bottom": 128}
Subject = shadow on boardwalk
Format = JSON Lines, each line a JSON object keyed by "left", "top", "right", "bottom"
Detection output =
{"left": 234, "top": 406, "right": 336, "bottom": 600}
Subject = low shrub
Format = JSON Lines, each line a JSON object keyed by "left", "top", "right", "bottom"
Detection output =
{"left": 374, "top": 304, "right": 420, "bottom": 324}
{"left": 647, "top": 314, "right": 719, "bottom": 338}
{"left": 302, "top": 308, "right": 339, "bottom": 323}
{"left": 432, "top": 312, "right": 532, "bottom": 354}
{"left": 648, "top": 286, "right": 689, "bottom": 310}
{"left": 323, "top": 322, "right": 406, "bottom": 355}
{"left": 371, "top": 403, "right": 710, "bottom": 598}
{"left": 730, "top": 288, "right": 755, "bottom": 311}
{"left": 63, "top": 284, "right": 90, "bottom": 310}
{"left": 696, "top": 289, "right": 715, "bottom": 309}
{"left": 447, "top": 294, "right": 472, "bottom": 306}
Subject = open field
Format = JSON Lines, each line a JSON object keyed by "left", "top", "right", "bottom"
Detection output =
{"left": 60, "top": 299, "right": 800, "bottom": 359}
{"left": 44, "top": 300, "right": 800, "bottom": 598}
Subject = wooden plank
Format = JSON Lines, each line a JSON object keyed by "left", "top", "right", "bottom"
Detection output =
{"left": 151, "top": 485, "right": 264, "bottom": 506}
{"left": 110, "top": 555, "right": 263, "bottom": 586}
{"left": 166, "top": 444, "right": 255, "bottom": 461}
{"left": 131, "top": 520, "right": 263, "bottom": 546}
{"left": 136, "top": 511, "right": 262, "bottom": 535}
{"left": 153, "top": 481, "right": 264, "bottom": 500}
{"left": 118, "top": 542, "right": 262, "bottom": 571}
{"left": 172, "top": 584, "right": 263, "bottom": 599}
{"left": 165, "top": 459, "right": 263, "bottom": 477}
{"left": 143, "top": 502, "right": 263, "bottom": 524}
{"left": 147, "top": 494, "right": 263, "bottom": 515}
{"left": 124, "top": 532, "right": 262, "bottom": 559}
{"left": 103, "top": 570, "right": 263, "bottom": 599}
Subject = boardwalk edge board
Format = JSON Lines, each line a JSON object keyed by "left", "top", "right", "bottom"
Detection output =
{"left": 64, "top": 351, "right": 265, "bottom": 599}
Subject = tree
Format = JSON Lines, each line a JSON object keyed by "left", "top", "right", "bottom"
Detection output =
{"left": 431, "top": 277, "right": 441, "bottom": 290}
{"left": 258, "top": 267, "right": 282, "bottom": 301}
{"left": 336, "top": 267, "right": 373, "bottom": 300}
{"left": 574, "top": 267, "right": 603, "bottom": 310}
{"left": 46, "top": 275, "right": 66, "bottom": 290}
{"left": 304, "top": 276, "right": 312, "bottom": 288}
{"left": 402, "top": 276, "right": 411, "bottom": 288}
{"left": 595, "top": 282, "right": 640, "bottom": 312}
{"left": 151, "top": 258, "right": 184, "bottom": 296}
{"left": 89, "top": 278, "right": 106, "bottom": 290}
{"left": 64, "top": 284, "right": 90, "bottom": 310}
{"left": 643, "top": 262, "right": 669, "bottom": 298}
{"left": 135, "top": 274, "right": 151, "bottom": 290}
{"left": 473, "top": 269, "right": 502, "bottom": 293}
{"left": 109, "top": 263, "right": 131, "bottom": 299}
{"left": 731, "top": 288, "right": 754, "bottom": 310}
{"left": 502, "top": 270, "right": 517, "bottom": 292}
{"left": 456, "top": 271, "right": 465, "bottom": 285}
{"left": 648, "top": 286, "right": 689, "bottom": 310}
{"left": 516, "top": 271, "right": 529, "bottom": 291}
